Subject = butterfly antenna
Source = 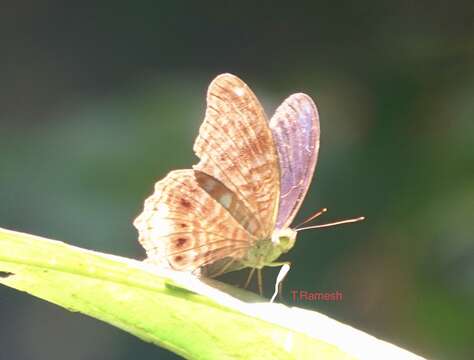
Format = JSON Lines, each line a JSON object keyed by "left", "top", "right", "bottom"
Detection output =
{"left": 294, "top": 208, "right": 328, "bottom": 229}
{"left": 296, "top": 216, "right": 365, "bottom": 232}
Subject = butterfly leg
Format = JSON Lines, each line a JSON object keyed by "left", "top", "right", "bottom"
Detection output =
{"left": 208, "top": 258, "right": 237, "bottom": 278}
{"left": 257, "top": 269, "right": 263, "bottom": 296}
{"left": 267, "top": 262, "right": 291, "bottom": 303}
{"left": 243, "top": 267, "right": 256, "bottom": 289}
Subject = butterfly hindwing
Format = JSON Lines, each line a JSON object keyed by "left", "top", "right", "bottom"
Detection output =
{"left": 133, "top": 169, "right": 253, "bottom": 272}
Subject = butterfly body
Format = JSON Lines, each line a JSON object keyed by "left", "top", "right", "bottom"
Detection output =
{"left": 237, "top": 228, "right": 297, "bottom": 270}
{"left": 134, "top": 73, "right": 319, "bottom": 280}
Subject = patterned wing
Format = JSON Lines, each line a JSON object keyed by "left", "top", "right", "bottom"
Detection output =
{"left": 193, "top": 73, "right": 280, "bottom": 238}
{"left": 133, "top": 169, "right": 255, "bottom": 273}
{"left": 269, "top": 93, "right": 320, "bottom": 229}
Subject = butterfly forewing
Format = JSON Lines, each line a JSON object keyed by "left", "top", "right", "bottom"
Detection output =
{"left": 194, "top": 170, "right": 261, "bottom": 236}
{"left": 193, "top": 74, "right": 281, "bottom": 238}
{"left": 270, "top": 93, "right": 320, "bottom": 229}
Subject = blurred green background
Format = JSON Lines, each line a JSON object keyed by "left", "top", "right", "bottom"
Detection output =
{"left": 1, "top": 2, "right": 473, "bottom": 359}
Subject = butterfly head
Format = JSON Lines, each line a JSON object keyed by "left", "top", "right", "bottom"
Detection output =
{"left": 271, "top": 228, "right": 297, "bottom": 254}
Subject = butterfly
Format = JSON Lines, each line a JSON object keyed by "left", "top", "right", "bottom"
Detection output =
{"left": 133, "top": 73, "right": 363, "bottom": 298}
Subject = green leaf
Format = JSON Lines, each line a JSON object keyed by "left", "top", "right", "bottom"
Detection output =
{"left": 0, "top": 227, "right": 424, "bottom": 359}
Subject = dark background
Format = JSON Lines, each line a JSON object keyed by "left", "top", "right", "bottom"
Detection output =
{"left": 1, "top": 2, "right": 473, "bottom": 359}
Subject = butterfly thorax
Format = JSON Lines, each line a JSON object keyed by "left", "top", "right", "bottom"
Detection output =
{"left": 240, "top": 228, "right": 297, "bottom": 269}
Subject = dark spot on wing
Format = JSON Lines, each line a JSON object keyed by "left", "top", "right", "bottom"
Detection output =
{"left": 175, "top": 237, "right": 188, "bottom": 248}
{"left": 180, "top": 198, "right": 192, "bottom": 208}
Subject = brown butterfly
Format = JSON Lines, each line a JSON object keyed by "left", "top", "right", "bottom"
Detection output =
{"left": 133, "top": 73, "right": 363, "bottom": 297}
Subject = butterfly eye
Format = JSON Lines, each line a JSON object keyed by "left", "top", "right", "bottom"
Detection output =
{"left": 272, "top": 229, "right": 297, "bottom": 253}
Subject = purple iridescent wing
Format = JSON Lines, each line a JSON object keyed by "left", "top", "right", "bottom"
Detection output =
{"left": 270, "top": 93, "right": 320, "bottom": 229}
